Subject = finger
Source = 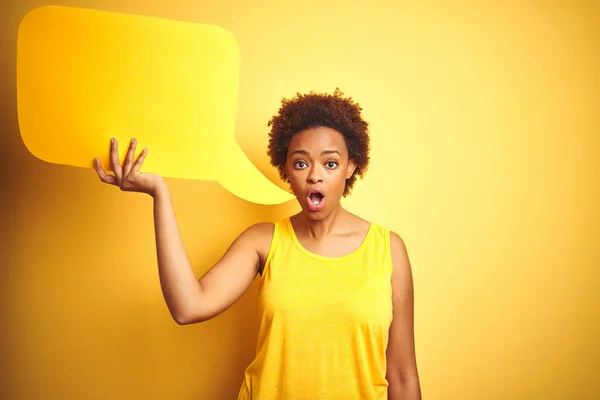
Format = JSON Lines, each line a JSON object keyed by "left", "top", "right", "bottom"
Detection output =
{"left": 123, "top": 138, "right": 137, "bottom": 177}
{"left": 129, "top": 147, "right": 148, "bottom": 175}
{"left": 109, "top": 138, "right": 123, "bottom": 184}
{"left": 93, "top": 158, "right": 117, "bottom": 185}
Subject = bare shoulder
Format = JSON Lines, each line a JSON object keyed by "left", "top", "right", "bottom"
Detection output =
{"left": 242, "top": 221, "right": 275, "bottom": 240}
{"left": 389, "top": 230, "right": 411, "bottom": 274}
{"left": 389, "top": 230, "right": 407, "bottom": 250}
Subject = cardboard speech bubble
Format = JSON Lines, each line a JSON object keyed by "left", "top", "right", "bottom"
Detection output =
{"left": 16, "top": 5, "right": 294, "bottom": 205}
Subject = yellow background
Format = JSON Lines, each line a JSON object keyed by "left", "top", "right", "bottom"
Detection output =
{"left": 16, "top": 6, "right": 295, "bottom": 205}
{"left": 1, "top": 0, "right": 598, "bottom": 399}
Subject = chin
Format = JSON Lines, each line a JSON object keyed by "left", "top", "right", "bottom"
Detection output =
{"left": 304, "top": 211, "right": 327, "bottom": 220}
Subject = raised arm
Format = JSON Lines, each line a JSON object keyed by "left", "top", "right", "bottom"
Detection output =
{"left": 94, "top": 138, "right": 271, "bottom": 325}
{"left": 153, "top": 183, "right": 272, "bottom": 324}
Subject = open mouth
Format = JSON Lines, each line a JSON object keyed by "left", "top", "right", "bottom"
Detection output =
{"left": 309, "top": 192, "right": 324, "bottom": 205}
{"left": 308, "top": 190, "right": 325, "bottom": 206}
{"left": 305, "top": 188, "right": 325, "bottom": 211}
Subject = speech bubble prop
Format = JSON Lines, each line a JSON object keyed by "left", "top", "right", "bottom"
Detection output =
{"left": 16, "top": 5, "right": 294, "bottom": 205}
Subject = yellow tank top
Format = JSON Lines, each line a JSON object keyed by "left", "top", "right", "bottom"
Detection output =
{"left": 238, "top": 217, "right": 393, "bottom": 400}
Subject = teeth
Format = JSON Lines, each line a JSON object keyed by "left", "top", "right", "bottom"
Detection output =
{"left": 312, "top": 199, "right": 319, "bottom": 205}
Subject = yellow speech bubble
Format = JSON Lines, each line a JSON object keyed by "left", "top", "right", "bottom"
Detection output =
{"left": 16, "top": 5, "right": 294, "bottom": 205}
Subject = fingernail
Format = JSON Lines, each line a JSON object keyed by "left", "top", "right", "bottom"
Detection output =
{"left": 131, "top": 138, "right": 135, "bottom": 144}
{"left": 111, "top": 138, "right": 114, "bottom": 144}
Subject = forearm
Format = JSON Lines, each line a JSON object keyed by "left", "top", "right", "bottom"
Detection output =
{"left": 152, "top": 182, "right": 202, "bottom": 324}
{"left": 388, "top": 377, "right": 421, "bottom": 400}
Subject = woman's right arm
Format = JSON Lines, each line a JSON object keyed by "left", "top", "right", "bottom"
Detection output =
{"left": 153, "top": 182, "right": 270, "bottom": 324}
{"left": 94, "top": 138, "right": 267, "bottom": 325}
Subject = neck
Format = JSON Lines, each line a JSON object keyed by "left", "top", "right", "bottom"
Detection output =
{"left": 293, "top": 205, "right": 348, "bottom": 239}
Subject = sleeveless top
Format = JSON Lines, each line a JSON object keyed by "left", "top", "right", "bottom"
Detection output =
{"left": 237, "top": 217, "right": 394, "bottom": 400}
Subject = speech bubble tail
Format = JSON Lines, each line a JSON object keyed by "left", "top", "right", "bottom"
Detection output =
{"left": 216, "top": 143, "right": 296, "bottom": 205}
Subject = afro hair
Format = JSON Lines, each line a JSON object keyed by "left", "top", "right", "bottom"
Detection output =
{"left": 266, "top": 88, "right": 370, "bottom": 197}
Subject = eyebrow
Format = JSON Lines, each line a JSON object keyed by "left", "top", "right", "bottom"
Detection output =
{"left": 290, "top": 149, "right": 341, "bottom": 156}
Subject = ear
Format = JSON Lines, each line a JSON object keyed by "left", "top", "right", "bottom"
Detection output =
{"left": 346, "top": 159, "right": 357, "bottom": 179}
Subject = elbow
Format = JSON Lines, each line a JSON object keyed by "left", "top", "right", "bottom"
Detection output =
{"left": 167, "top": 292, "right": 217, "bottom": 325}
{"left": 171, "top": 308, "right": 211, "bottom": 325}
{"left": 387, "top": 368, "right": 421, "bottom": 398}
{"left": 169, "top": 306, "right": 196, "bottom": 325}
{"left": 388, "top": 377, "right": 421, "bottom": 400}
{"left": 173, "top": 314, "right": 194, "bottom": 325}
{"left": 389, "top": 372, "right": 420, "bottom": 388}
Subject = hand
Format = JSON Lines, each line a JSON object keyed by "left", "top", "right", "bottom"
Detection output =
{"left": 93, "top": 137, "right": 165, "bottom": 197}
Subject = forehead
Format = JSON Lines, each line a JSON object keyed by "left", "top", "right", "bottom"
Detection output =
{"left": 287, "top": 127, "right": 347, "bottom": 155}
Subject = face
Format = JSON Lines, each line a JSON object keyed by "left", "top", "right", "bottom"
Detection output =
{"left": 284, "top": 126, "right": 357, "bottom": 219}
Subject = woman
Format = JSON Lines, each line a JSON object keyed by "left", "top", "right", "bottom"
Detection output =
{"left": 93, "top": 88, "right": 421, "bottom": 399}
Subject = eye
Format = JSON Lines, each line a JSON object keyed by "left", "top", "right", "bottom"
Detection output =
{"left": 294, "top": 160, "right": 308, "bottom": 169}
{"left": 325, "top": 161, "right": 338, "bottom": 169}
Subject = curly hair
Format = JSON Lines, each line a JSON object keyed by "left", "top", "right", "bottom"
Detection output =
{"left": 266, "top": 88, "right": 370, "bottom": 197}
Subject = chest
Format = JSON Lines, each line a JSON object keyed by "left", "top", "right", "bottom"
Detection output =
{"left": 259, "top": 245, "right": 393, "bottom": 327}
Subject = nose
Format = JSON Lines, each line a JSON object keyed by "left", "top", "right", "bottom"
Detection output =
{"left": 307, "top": 166, "right": 323, "bottom": 184}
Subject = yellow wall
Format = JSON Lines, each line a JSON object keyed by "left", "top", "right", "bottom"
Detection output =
{"left": 1, "top": 0, "right": 598, "bottom": 399}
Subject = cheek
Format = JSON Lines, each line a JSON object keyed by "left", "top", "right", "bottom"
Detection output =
{"left": 330, "top": 170, "right": 348, "bottom": 191}
{"left": 287, "top": 172, "right": 304, "bottom": 193}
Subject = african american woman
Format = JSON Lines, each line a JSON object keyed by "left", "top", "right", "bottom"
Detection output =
{"left": 93, "top": 88, "right": 422, "bottom": 400}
